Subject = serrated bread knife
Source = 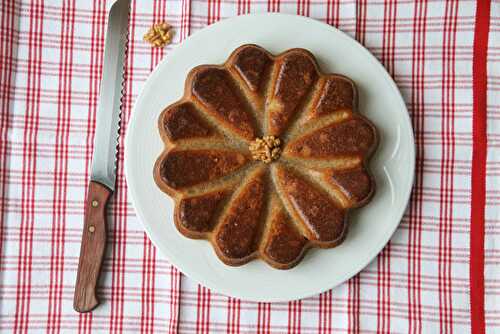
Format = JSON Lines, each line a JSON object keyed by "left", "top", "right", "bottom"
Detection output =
{"left": 74, "top": 0, "right": 130, "bottom": 313}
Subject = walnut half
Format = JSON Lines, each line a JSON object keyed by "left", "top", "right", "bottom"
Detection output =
{"left": 143, "top": 22, "right": 173, "bottom": 48}
{"left": 249, "top": 136, "right": 282, "bottom": 163}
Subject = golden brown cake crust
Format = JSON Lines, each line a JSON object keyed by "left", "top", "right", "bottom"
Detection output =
{"left": 154, "top": 44, "right": 378, "bottom": 269}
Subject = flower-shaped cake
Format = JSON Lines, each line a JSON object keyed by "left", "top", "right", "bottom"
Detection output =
{"left": 154, "top": 44, "right": 378, "bottom": 269}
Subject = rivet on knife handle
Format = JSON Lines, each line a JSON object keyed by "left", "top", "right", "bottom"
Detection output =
{"left": 74, "top": 181, "right": 112, "bottom": 313}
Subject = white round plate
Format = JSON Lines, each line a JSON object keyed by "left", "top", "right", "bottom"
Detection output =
{"left": 125, "top": 13, "right": 414, "bottom": 302}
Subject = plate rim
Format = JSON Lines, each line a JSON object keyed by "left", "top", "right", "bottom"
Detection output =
{"left": 124, "top": 12, "right": 415, "bottom": 302}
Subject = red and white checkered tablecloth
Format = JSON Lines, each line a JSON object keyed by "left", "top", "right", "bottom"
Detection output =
{"left": 1, "top": 0, "right": 499, "bottom": 333}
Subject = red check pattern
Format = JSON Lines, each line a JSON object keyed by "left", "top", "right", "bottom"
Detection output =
{"left": 1, "top": 0, "right": 499, "bottom": 333}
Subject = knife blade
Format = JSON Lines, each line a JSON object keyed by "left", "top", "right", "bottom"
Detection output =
{"left": 74, "top": 0, "right": 130, "bottom": 313}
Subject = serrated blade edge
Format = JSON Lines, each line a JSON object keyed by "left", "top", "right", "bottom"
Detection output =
{"left": 90, "top": 0, "right": 130, "bottom": 191}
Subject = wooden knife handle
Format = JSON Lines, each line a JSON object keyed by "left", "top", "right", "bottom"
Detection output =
{"left": 74, "top": 181, "right": 112, "bottom": 313}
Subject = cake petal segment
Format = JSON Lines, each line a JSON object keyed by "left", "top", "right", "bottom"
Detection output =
{"left": 161, "top": 102, "right": 216, "bottom": 141}
{"left": 274, "top": 166, "right": 346, "bottom": 245}
{"left": 214, "top": 170, "right": 266, "bottom": 262}
{"left": 191, "top": 67, "right": 258, "bottom": 140}
{"left": 308, "top": 75, "right": 356, "bottom": 120}
{"left": 158, "top": 149, "right": 248, "bottom": 190}
{"left": 284, "top": 115, "right": 377, "bottom": 159}
{"left": 267, "top": 50, "right": 318, "bottom": 136}
{"left": 230, "top": 44, "right": 273, "bottom": 93}
{"left": 175, "top": 189, "right": 231, "bottom": 236}
{"left": 322, "top": 165, "right": 374, "bottom": 208}
{"left": 262, "top": 209, "right": 307, "bottom": 268}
